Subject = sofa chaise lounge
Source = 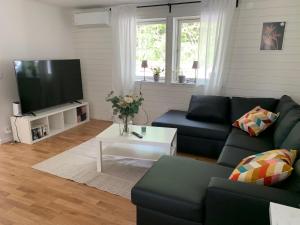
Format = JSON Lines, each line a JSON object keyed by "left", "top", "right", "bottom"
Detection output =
{"left": 131, "top": 95, "right": 300, "bottom": 225}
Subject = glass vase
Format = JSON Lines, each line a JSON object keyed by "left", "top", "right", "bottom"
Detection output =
{"left": 119, "top": 116, "right": 132, "bottom": 136}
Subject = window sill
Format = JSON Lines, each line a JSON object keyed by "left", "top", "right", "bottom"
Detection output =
{"left": 170, "top": 82, "right": 196, "bottom": 86}
{"left": 135, "top": 80, "right": 204, "bottom": 88}
{"left": 135, "top": 79, "right": 165, "bottom": 84}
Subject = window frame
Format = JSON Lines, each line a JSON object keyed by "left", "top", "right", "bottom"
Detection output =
{"left": 135, "top": 3, "right": 202, "bottom": 86}
{"left": 173, "top": 16, "right": 201, "bottom": 84}
{"left": 135, "top": 18, "right": 167, "bottom": 83}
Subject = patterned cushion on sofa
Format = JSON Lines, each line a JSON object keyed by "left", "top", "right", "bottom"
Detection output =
{"left": 229, "top": 149, "right": 297, "bottom": 186}
{"left": 233, "top": 106, "right": 279, "bottom": 136}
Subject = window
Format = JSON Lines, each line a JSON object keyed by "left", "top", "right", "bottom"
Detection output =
{"left": 136, "top": 20, "right": 166, "bottom": 82}
{"left": 174, "top": 18, "right": 201, "bottom": 83}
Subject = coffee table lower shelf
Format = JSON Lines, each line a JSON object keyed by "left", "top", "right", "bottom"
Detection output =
{"left": 97, "top": 141, "right": 177, "bottom": 173}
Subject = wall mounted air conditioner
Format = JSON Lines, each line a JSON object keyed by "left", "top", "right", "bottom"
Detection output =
{"left": 73, "top": 10, "right": 110, "bottom": 26}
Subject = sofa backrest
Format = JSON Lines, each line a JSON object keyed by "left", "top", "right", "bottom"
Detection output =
{"left": 230, "top": 97, "right": 278, "bottom": 123}
{"left": 280, "top": 122, "right": 300, "bottom": 154}
{"left": 274, "top": 95, "right": 299, "bottom": 129}
{"left": 273, "top": 97, "right": 300, "bottom": 193}
{"left": 274, "top": 107, "right": 300, "bottom": 148}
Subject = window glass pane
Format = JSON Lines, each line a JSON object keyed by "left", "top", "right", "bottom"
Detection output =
{"left": 136, "top": 21, "right": 166, "bottom": 81}
{"left": 176, "top": 19, "right": 200, "bottom": 81}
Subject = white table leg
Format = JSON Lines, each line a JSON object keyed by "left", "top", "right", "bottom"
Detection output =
{"left": 97, "top": 141, "right": 103, "bottom": 172}
{"left": 170, "top": 133, "right": 177, "bottom": 156}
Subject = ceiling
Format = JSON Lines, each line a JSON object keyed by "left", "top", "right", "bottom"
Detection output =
{"left": 37, "top": 0, "right": 167, "bottom": 8}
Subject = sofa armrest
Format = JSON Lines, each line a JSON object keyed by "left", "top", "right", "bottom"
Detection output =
{"left": 205, "top": 177, "right": 300, "bottom": 225}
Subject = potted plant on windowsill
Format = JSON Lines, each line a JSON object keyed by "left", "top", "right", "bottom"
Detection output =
{"left": 152, "top": 67, "right": 164, "bottom": 82}
{"left": 178, "top": 75, "right": 186, "bottom": 84}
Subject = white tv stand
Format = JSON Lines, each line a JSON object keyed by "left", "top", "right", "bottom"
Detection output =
{"left": 10, "top": 102, "right": 90, "bottom": 144}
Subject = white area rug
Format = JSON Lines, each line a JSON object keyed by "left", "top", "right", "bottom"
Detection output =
{"left": 32, "top": 138, "right": 153, "bottom": 199}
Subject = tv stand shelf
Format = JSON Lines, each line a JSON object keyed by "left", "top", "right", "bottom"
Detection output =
{"left": 10, "top": 102, "right": 90, "bottom": 144}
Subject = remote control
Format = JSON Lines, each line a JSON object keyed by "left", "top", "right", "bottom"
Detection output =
{"left": 132, "top": 132, "right": 143, "bottom": 139}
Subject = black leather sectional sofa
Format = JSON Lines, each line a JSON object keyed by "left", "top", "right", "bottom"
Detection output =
{"left": 131, "top": 95, "right": 300, "bottom": 225}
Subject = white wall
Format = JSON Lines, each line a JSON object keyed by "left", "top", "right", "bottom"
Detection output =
{"left": 224, "top": 0, "right": 300, "bottom": 102}
{"left": 73, "top": 27, "right": 113, "bottom": 121}
{"left": 0, "top": 0, "right": 75, "bottom": 143}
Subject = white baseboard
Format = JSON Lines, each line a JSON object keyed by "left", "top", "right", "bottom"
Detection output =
{"left": 0, "top": 135, "right": 13, "bottom": 144}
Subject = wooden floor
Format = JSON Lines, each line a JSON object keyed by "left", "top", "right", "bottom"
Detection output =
{"left": 0, "top": 120, "right": 214, "bottom": 225}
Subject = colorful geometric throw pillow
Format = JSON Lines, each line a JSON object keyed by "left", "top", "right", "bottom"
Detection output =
{"left": 229, "top": 149, "right": 297, "bottom": 186}
{"left": 233, "top": 106, "right": 279, "bottom": 136}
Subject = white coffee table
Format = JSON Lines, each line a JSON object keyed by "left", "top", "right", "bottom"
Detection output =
{"left": 95, "top": 124, "right": 177, "bottom": 172}
{"left": 270, "top": 202, "right": 300, "bottom": 225}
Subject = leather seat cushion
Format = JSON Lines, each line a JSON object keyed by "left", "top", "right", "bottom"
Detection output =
{"left": 217, "top": 145, "right": 258, "bottom": 168}
{"left": 152, "top": 110, "right": 231, "bottom": 141}
{"left": 131, "top": 156, "right": 233, "bottom": 222}
{"left": 225, "top": 128, "right": 274, "bottom": 153}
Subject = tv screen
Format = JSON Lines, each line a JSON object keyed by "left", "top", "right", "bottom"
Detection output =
{"left": 14, "top": 59, "right": 83, "bottom": 114}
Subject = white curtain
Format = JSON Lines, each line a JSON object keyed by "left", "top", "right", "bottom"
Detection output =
{"left": 111, "top": 5, "right": 137, "bottom": 96}
{"left": 198, "top": 0, "right": 236, "bottom": 95}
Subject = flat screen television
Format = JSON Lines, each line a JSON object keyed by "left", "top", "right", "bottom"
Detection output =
{"left": 14, "top": 59, "right": 83, "bottom": 114}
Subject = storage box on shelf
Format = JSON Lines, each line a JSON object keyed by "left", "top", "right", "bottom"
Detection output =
{"left": 10, "top": 102, "right": 90, "bottom": 144}
{"left": 31, "top": 119, "right": 49, "bottom": 141}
